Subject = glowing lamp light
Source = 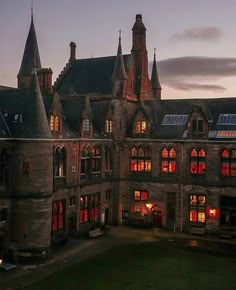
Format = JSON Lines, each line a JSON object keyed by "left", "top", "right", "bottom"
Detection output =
{"left": 207, "top": 208, "right": 218, "bottom": 219}
{"left": 146, "top": 203, "right": 152, "bottom": 209}
{"left": 0, "top": 259, "right": 2, "bottom": 264}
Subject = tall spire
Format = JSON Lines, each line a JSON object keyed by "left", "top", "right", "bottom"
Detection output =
{"left": 26, "top": 67, "right": 51, "bottom": 138}
{"left": 151, "top": 48, "right": 162, "bottom": 100}
{"left": 18, "top": 8, "right": 41, "bottom": 83}
{"left": 111, "top": 31, "right": 127, "bottom": 82}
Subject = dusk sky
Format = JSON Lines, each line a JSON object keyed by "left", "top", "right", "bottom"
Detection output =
{"left": 1, "top": 0, "right": 236, "bottom": 99}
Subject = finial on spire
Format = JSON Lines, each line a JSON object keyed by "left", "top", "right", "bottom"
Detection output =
{"left": 119, "top": 29, "right": 122, "bottom": 39}
{"left": 154, "top": 47, "right": 156, "bottom": 55}
{"left": 31, "top": 0, "right": 33, "bottom": 18}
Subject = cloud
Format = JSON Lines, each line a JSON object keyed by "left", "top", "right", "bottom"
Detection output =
{"left": 158, "top": 56, "right": 236, "bottom": 78}
{"left": 169, "top": 27, "right": 222, "bottom": 42}
{"left": 149, "top": 56, "right": 236, "bottom": 93}
{"left": 169, "top": 82, "right": 226, "bottom": 92}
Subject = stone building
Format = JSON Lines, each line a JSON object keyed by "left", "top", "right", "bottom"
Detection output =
{"left": 0, "top": 13, "right": 236, "bottom": 260}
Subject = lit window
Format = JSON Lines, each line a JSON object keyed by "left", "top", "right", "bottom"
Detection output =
{"left": 49, "top": 115, "right": 60, "bottom": 132}
{"left": 161, "top": 147, "right": 176, "bottom": 174}
{"left": 134, "top": 190, "right": 148, "bottom": 201}
{"left": 189, "top": 194, "right": 206, "bottom": 223}
{"left": 221, "top": 149, "right": 236, "bottom": 176}
{"left": 50, "top": 116, "right": 54, "bottom": 131}
{"left": 105, "top": 120, "right": 112, "bottom": 134}
{"left": 190, "top": 148, "right": 206, "bottom": 175}
{"left": 135, "top": 120, "right": 147, "bottom": 134}
{"left": 80, "top": 193, "right": 100, "bottom": 223}
{"left": 52, "top": 200, "right": 65, "bottom": 232}
{"left": 83, "top": 119, "right": 90, "bottom": 136}
{"left": 130, "top": 146, "right": 151, "bottom": 173}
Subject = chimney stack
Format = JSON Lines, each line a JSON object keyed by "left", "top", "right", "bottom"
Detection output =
{"left": 69, "top": 42, "right": 76, "bottom": 62}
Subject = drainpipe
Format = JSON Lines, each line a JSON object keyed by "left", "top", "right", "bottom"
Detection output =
{"left": 180, "top": 142, "right": 184, "bottom": 232}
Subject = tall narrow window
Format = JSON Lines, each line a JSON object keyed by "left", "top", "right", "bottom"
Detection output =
{"left": 80, "top": 193, "right": 100, "bottom": 224}
{"left": 105, "top": 120, "right": 112, "bottom": 134}
{"left": 105, "top": 146, "right": 112, "bottom": 175}
{"left": 221, "top": 149, "right": 236, "bottom": 176}
{"left": 49, "top": 115, "right": 60, "bottom": 132}
{"left": 80, "top": 147, "right": 92, "bottom": 178}
{"left": 189, "top": 194, "right": 206, "bottom": 223}
{"left": 192, "top": 119, "right": 204, "bottom": 134}
{"left": 130, "top": 146, "right": 151, "bottom": 173}
{"left": 190, "top": 148, "right": 206, "bottom": 175}
{"left": 52, "top": 200, "right": 65, "bottom": 232}
{"left": 161, "top": 147, "right": 176, "bottom": 174}
{"left": 92, "top": 146, "right": 101, "bottom": 175}
{"left": 135, "top": 120, "right": 147, "bottom": 134}
{"left": 83, "top": 119, "right": 90, "bottom": 136}
{"left": 54, "top": 147, "right": 66, "bottom": 177}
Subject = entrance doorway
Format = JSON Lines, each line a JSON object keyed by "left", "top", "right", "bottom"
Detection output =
{"left": 151, "top": 205, "right": 162, "bottom": 227}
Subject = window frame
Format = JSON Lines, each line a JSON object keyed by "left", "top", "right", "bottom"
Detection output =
{"left": 189, "top": 194, "right": 206, "bottom": 223}
{"left": 221, "top": 149, "right": 236, "bottom": 177}
{"left": 190, "top": 148, "right": 206, "bottom": 176}
{"left": 130, "top": 146, "right": 151, "bottom": 173}
{"left": 161, "top": 147, "right": 176, "bottom": 174}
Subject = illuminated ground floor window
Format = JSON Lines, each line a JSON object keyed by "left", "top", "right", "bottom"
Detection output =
{"left": 52, "top": 200, "right": 65, "bottom": 232}
{"left": 80, "top": 192, "right": 100, "bottom": 223}
{"left": 189, "top": 194, "right": 206, "bottom": 223}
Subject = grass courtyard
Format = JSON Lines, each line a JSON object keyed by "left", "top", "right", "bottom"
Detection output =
{"left": 25, "top": 240, "right": 236, "bottom": 290}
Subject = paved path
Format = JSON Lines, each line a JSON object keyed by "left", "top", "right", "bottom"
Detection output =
{"left": 1, "top": 226, "right": 236, "bottom": 290}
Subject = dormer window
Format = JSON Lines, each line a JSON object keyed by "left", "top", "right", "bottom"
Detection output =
{"left": 82, "top": 119, "right": 90, "bottom": 136}
{"left": 192, "top": 119, "right": 203, "bottom": 134}
{"left": 135, "top": 120, "right": 147, "bottom": 134}
{"left": 105, "top": 120, "right": 112, "bottom": 134}
{"left": 50, "top": 115, "right": 61, "bottom": 133}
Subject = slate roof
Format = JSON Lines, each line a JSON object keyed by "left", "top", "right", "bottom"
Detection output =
{"left": 18, "top": 16, "right": 41, "bottom": 77}
{"left": 54, "top": 54, "right": 132, "bottom": 95}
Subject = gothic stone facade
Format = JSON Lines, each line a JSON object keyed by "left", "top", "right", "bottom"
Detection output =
{"left": 0, "top": 14, "right": 236, "bottom": 261}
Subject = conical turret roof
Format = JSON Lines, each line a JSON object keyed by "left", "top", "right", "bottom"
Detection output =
{"left": 151, "top": 50, "right": 162, "bottom": 90}
{"left": 111, "top": 34, "right": 127, "bottom": 82}
{"left": 18, "top": 15, "right": 41, "bottom": 77}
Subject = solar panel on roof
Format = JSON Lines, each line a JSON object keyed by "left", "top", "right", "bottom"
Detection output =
{"left": 217, "top": 114, "right": 236, "bottom": 125}
{"left": 162, "top": 115, "right": 188, "bottom": 125}
{"left": 216, "top": 131, "right": 236, "bottom": 138}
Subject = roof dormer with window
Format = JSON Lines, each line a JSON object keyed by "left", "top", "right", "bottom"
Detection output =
{"left": 187, "top": 106, "right": 208, "bottom": 139}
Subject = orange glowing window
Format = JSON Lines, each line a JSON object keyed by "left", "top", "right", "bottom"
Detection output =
{"left": 50, "top": 116, "right": 54, "bottom": 131}
{"left": 190, "top": 148, "right": 206, "bottom": 175}
{"left": 189, "top": 194, "right": 206, "bottom": 223}
{"left": 135, "top": 120, "right": 147, "bottom": 134}
{"left": 55, "top": 116, "right": 60, "bottom": 132}
{"left": 221, "top": 148, "right": 236, "bottom": 177}
{"left": 105, "top": 120, "right": 112, "bottom": 134}
{"left": 161, "top": 147, "right": 176, "bottom": 174}
{"left": 134, "top": 190, "right": 148, "bottom": 201}
{"left": 130, "top": 146, "right": 151, "bottom": 173}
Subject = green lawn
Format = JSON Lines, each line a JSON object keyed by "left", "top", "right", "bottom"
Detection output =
{"left": 25, "top": 241, "right": 236, "bottom": 290}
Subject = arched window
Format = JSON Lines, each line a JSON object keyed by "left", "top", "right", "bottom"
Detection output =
{"left": 52, "top": 200, "right": 65, "bottom": 232}
{"left": 92, "top": 146, "right": 101, "bottom": 175}
{"left": 189, "top": 194, "right": 206, "bottom": 223}
{"left": 135, "top": 120, "right": 147, "bottom": 134}
{"left": 54, "top": 147, "right": 66, "bottom": 177}
{"left": 190, "top": 148, "right": 206, "bottom": 175}
{"left": 161, "top": 147, "right": 176, "bottom": 174}
{"left": 105, "top": 146, "right": 113, "bottom": 175}
{"left": 221, "top": 149, "right": 236, "bottom": 176}
{"left": 80, "top": 193, "right": 100, "bottom": 224}
{"left": 130, "top": 146, "right": 151, "bottom": 172}
{"left": 80, "top": 147, "right": 92, "bottom": 178}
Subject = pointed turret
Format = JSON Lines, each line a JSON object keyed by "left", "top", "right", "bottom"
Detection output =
{"left": 112, "top": 32, "right": 127, "bottom": 82}
{"left": 151, "top": 49, "right": 162, "bottom": 100}
{"left": 131, "top": 15, "right": 150, "bottom": 100}
{"left": 18, "top": 13, "right": 41, "bottom": 88}
{"left": 112, "top": 32, "right": 127, "bottom": 98}
{"left": 27, "top": 67, "right": 51, "bottom": 138}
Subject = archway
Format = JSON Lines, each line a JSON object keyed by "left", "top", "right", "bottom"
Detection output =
{"left": 151, "top": 205, "right": 163, "bottom": 228}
